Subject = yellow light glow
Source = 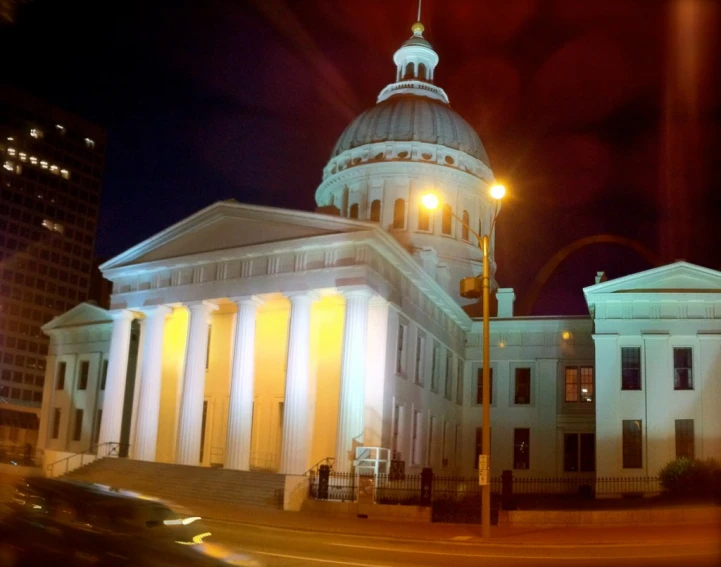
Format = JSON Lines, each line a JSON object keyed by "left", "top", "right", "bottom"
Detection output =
{"left": 421, "top": 193, "right": 439, "bottom": 210}
{"left": 562, "top": 331, "right": 570, "bottom": 340}
{"left": 489, "top": 184, "right": 506, "bottom": 200}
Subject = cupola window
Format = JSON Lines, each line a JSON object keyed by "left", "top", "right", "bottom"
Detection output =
{"left": 442, "top": 204, "right": 453, "bottom": 235}
{"left": 418, "top": 204, "right": 431, "bottom": 231}
{"left": 393, "top": 199, "right": 406, "bottom": 229}
{"left": 403, "top": 63, "right": 414, "bottom": 80}
{"left": 418, "top": 63, "right": 427, "bottom": 80}
{"left": 349, "top": 203, "right": 359, "bottom": 219}
{"left": 370, "top": 200, "right": 381, "bottom": 222}
{"left": 462, "top": 211, "right": 470, "bottom": 241}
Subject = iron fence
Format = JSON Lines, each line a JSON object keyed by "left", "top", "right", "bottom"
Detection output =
{"left": 309, "top": 470, "right": 661, "bottom": 504}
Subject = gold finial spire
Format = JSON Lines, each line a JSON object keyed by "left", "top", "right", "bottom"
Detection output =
{"left": 411, "top": 0, "right": 424, "bottom": 35}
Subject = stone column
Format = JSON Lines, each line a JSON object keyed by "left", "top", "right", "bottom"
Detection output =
{"left": 176, "top": 301, "right": 218, "bottom": 466}
{"left": 334, "top": 288, "right": 373, "bottom": 472}
{"left": 133, "top": 306, "right": 171, "bottom": 461}
{"left": 97, "top": 310, "right": 135, "bottom": 452}
{"left": 225, "top": 296, "right": 263, "bottom": 470}
{"left": 279, "top": 292, "right": 315, "bottom": 475}
{"left": 128, "top": 319, "right": 145, "bottom": 456}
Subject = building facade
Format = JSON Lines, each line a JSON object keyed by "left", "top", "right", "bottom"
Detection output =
{"left": 37, "top": 22, "right": 721, "bottom": 482}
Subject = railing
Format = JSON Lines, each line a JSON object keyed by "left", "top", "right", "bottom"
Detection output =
{"left": 309, "top": 471, "right": 661, "bottom": 506}
{"left": 46, "top": 442, "right": 130, "bottom": 478}
{"left": 304, "top": 456, "right": 335, "bottom": 476}
{"left": 511, "top": 475, "right": 661, "bottom": 497}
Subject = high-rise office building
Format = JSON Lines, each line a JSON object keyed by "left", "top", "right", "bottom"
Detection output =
{"left": 0, "top": 87, "right": 106, "bottom": 411}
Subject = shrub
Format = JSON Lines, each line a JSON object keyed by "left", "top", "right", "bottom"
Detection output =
{"left": 658, "top": 457, "right": 720, "bottom": 498}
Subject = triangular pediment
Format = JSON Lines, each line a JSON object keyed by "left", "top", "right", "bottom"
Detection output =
{"left": 584, "top": 261, "right": 721, "bottom": 296}
{"left": 101, "top": 200, "right": 369, "bottom": 271}
{"left": 42, "top": 302, "right": 111, "bottom": 332}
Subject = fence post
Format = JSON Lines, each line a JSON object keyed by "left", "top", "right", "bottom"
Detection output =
{"left": 420, "top": 467, "right": 433, "bottom": 506}
{"left": 501, "top": 469, "right": 513, "bottom": 510}
{"left": 318, "top": 464, "right": 330, "bottom": 500}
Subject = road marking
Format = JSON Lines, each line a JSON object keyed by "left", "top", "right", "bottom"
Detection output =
{"left": 252, "top": 550, "right": 392, "bottom": 566}
{"left": 329, "top": 542, "right": 721, "bottom": 560}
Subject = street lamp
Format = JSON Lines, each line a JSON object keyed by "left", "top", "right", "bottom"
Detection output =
{"left": 422, "top": 183, "right": 505, "bottom": 539}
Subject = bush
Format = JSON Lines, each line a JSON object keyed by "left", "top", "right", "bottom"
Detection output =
{"left": 658, "top": 457, "right": 721, "bottom": 498}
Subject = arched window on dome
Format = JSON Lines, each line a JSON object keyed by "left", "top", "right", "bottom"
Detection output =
{"left": 349, "top": 203, "right": 359, "bottom": 219}
{"left": 418, "top": 63, "right": 427, "bottom": 80}
{"left": 478, "top": 217, "right": 483, "bottom": 239}
{"left": 393, "top": 199, "right": 406, "bottom": 229}
{"left": 370, "top": 199, "right": 381, "bottom": 223}
{"left": 462, "top": 210, "right": 470, "bottom": 241}
{"left": 442, "top": 204, "right": 453, "bottom": 235}
{"left": 418, "top": 204, "right": 431, "bottom": 231}
{"left": 403, "top": 63, "right": 414, "bottom": 80}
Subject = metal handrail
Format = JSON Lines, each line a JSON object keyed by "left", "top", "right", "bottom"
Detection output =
{"left": 304, "top": 457, "right": 335, "bottom": 477}
{"left": 45, "top": 441, "right": 130, "bottom": 478}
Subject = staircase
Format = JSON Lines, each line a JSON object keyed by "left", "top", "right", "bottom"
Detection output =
{"left": 62, "top": 458, "right": 286, "bottom": 509}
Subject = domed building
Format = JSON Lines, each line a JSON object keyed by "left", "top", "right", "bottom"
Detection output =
{"left": 315, "top": 22, "right": 500, "bottom": 305}
{"left": 34, "top": 18, "right": 721, "bottom": 513}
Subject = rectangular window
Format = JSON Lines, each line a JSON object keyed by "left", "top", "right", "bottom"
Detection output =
{"left": 513, "top": 428, "right": 530, "bottom": 469}
{"left": 565, "top": 366, "right": 594, "bottom": 403}
{"left": 414, "top": 336, "right": 424, "bottom": 384}
{"left": 100, "top": 360, "right": 108, "bottom": 390}
{"left": 456, "top": 360, "right": 464, "bottom": 406}
{"left": 675, "top": 419, "right": 694, "bottom": 459}
{"left": 430, "top": 344, "right": 440, "bottom": 392}
{"left": 411, "top": 410, "right": 422, "bottom": 465}
{"left": 441, "top": 420, "right": 449, "bottom": 467}
{"left": 395, "top": 324, "right": 406, "bottom": 375}
{"left": 93, "top": 409, "right": 102, "bottom": 444}
{"left": 621, "top": 347, "right": 641, "bottom": 390}
{"left": 56, "top": 361, "right": 66, "bottom": 390}
{"left": 673, "top": 348, "right": 693, "bottom": 390}
{"left": 52, "top": 408, "right": 61, "bottom": 439}
{"left": 77, "top": 360, "right": 89, "bottom": 390}
{"left": 454, "top": 424, "right": 460, "bottom": 469}
{"left": 391, "top": 403, "right": 401, "bottom": 458}
{"left": 622, "top": 419, "right": 643, "bottom": 468}
{"left": 563, "top": 433, "right": 596, "bottom": 472}
{"left": 444, "top": 353, "right": 453, "bottom": 401}
{"left": 72, "top": 409, "right": 83, "bottom": 441}
{"left": 427, "top": 415, "right": 436, "bottom": 467}
{"left": 476, "top": 368, "right": 493, "bottom": 404}
{"left": 514, "top": 367, "right": 531, "bottom": 404}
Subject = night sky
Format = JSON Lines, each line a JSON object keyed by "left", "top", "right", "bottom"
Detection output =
{"left": 3, "top": 0, "right": 720, "bottom": 315}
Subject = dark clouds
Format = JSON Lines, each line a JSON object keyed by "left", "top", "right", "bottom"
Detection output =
{"left": 3, "top": 0, "right": 719, "bottom": 314}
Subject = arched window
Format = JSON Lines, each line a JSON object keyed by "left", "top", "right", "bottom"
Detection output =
{"left": 370, "top": 199, "right": 381, "bottom": 223}
{"left": 393, "top": 199, "right": 406, "bottom": 229}
{"left": 349, "top": 203, "right": 359, "bottom": 219}
{"left": 418, "top": 204, "right": 430, "bottom": 231}
{"left": 403, "top": 63, "right": 414, "bottom": 80}
{"left": 462, "top": 211, "right": 470, "bottom": 241}
{"left": 442, "top": 204, "right": 453, "bottom": 235}
{"left": 418, "top": 63, "right": 427, "bottom": 80}
{"left": 478, "top": 217, "right": 483, "bottom": 239}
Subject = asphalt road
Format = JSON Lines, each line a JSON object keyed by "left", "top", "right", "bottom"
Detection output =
{"left": 205, "top": 519, "right": 721, "bottom": 567}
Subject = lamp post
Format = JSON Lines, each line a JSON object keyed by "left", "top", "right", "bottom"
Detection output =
{"left": 422, "top": 183, "right": 505, "bottom": 539}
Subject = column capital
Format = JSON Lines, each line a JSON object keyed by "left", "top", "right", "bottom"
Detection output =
{"left": 285, "top": 290, "right": 320, "bottom": 303}
{"left": 185, "top": 300, "right": 220, "bottom": 313}
{"left": 229, "top": 295, "right": 265, "bottom": 307}
{"left": 339, "top": 286, "right": 375, "bottom": 300}
{"left": 109, "top": 309, "right": 136, "bottom": 321}
{"left": 135, "top": 305, "right": 173, "bottom": 318}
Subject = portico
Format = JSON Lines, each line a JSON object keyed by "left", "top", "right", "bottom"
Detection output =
{"left": 98, "top": 287, "right": 378, "bottom": 475}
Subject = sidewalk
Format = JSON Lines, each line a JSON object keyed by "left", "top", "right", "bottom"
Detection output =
{"left": 176, "top": 499, "right": 721, "bottom": 547}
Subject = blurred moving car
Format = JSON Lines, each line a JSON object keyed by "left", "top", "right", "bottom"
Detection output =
{"left": 0, "top": 477, "right": 260, "bottom": 566}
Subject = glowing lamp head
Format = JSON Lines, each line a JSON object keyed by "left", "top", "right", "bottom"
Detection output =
{"left": 489, "top": 183, "right": 506, "bottom": 200}
{"left": 421, "top": 193, "right": 440, "bottom": 210}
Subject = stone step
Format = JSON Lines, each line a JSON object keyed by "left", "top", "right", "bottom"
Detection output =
{"left": 60, "top": 458, "right": 286, "bottom": 509}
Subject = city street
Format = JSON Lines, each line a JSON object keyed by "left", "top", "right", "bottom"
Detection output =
{"left": 205, "top": 519, "right": 721, "bottom": 567}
